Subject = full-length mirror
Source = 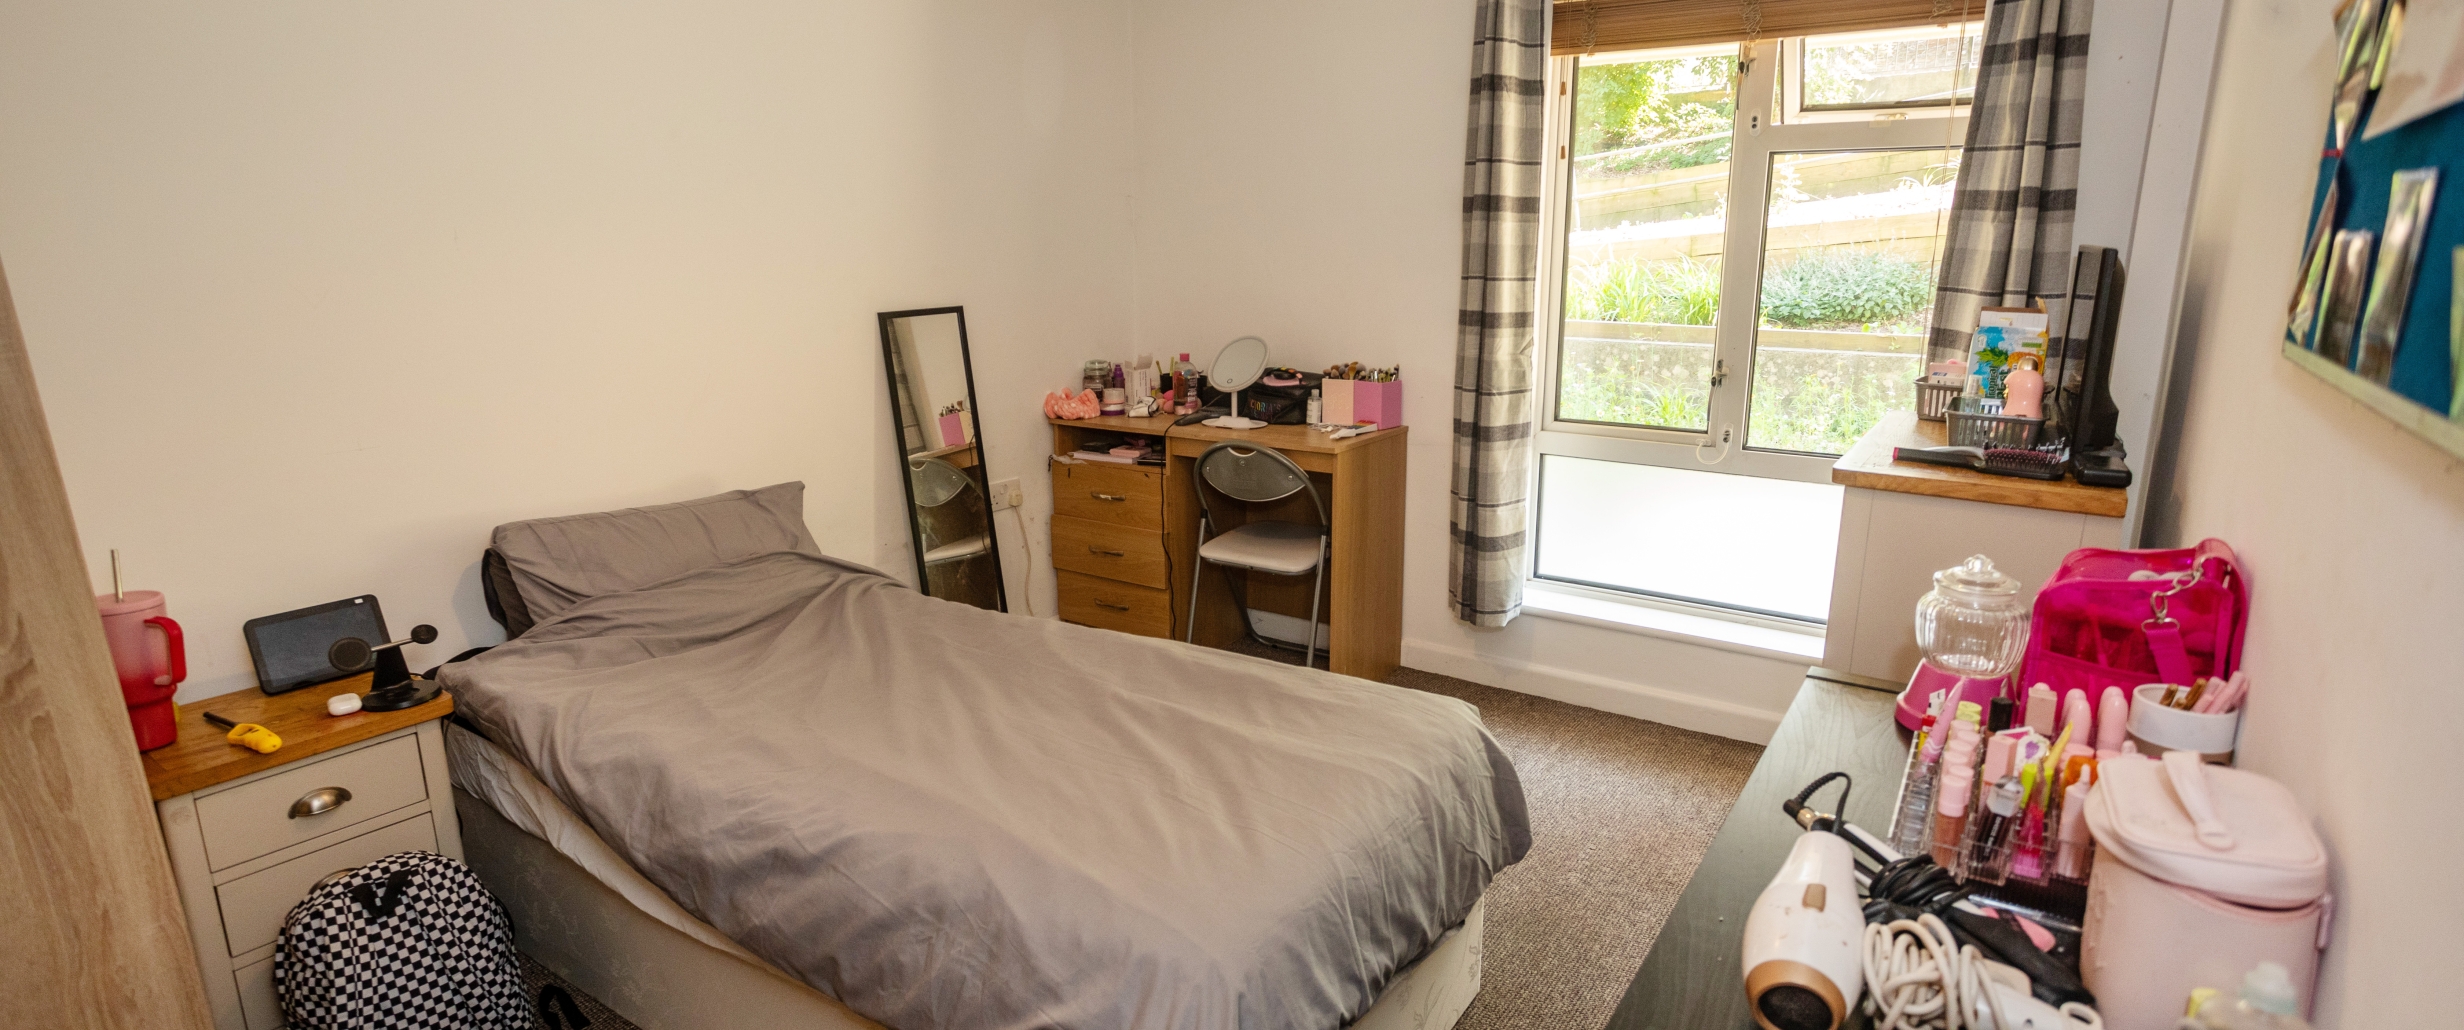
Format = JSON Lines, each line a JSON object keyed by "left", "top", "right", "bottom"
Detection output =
{"left": 879, "top": 307, "right": 1005, "bottom": 611}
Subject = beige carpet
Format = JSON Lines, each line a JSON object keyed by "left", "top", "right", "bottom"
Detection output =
{"left": 524, "top": 651, "right": 1763, "bottom": 1030}
{"left": 1386, "top": 668, "right": 1761, "bottom": 1030}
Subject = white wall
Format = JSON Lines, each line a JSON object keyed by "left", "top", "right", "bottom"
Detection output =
{"left": 1124, "top": 0, "right": 1792, "bottom": 740}
{"left": 1128, "top": 0, "right": 2177, "bottom": 740}
{"left": 0, "top": 0, "right": 1131, "bottom": 700}
{"left": 2142, "top": 1, "right": 2464, "bottom": 1023}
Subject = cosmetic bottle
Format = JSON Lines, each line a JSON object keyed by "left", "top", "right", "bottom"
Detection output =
{"left": 2003, "top": 354, "right": 2045, "bottom": 419}
{"left": 2053, "top": 778, "right": 2092, "bottom": 879}
{"left": 1307, "top": 389, "right": 1323, "bottom": 424}
{"left": 1965, "top": 775, "right": 2024, "bottom": 882}
{"left": 2011, "top": 765, "right": 2047, "bottom": 881}
{"left": 2025, "top": 683, "right": 2058, "bottom": 737}
{"left": 2186, "top": 963, "right": 2314, "bottom": 1030}
{"left": 1930, "top": 765, "right": 1973, "bottom": 872}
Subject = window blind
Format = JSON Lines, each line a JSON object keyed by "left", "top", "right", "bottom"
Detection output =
{"left": 1551, "top": 0, "right": 1977, "bottom": 55}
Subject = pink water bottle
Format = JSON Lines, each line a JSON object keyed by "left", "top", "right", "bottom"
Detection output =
{"left": 97, "top": 566, "right": 185, "bottom": 751}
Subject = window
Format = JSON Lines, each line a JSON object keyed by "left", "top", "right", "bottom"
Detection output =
{"left": 1533, "top": 26, "right": 1978, "bottom": 622}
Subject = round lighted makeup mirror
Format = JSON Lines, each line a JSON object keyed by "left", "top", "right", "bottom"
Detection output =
{"left": 1202, "top": 335, "right": 1271, "bottom": 430}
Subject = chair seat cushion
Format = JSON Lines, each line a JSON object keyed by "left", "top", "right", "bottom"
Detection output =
{"left": 1199, "top": 522, "right": 1325, "bottom": 575}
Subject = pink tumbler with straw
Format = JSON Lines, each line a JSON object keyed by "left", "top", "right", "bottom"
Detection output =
{"left": 97, "top": 589, "right": 184, "bottom": 751}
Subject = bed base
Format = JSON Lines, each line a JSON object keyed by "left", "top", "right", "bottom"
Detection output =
{"left": 453, "top": 790, "right": 1483, "bottom": 1030}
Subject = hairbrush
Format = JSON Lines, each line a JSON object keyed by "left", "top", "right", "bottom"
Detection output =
{"left": 1891, "top": 445, "right": 2068, "bottom": 481}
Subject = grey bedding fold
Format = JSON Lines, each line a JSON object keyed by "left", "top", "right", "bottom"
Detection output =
{"left": 441, "top": 552, "right": 1528, "bottom": 1030}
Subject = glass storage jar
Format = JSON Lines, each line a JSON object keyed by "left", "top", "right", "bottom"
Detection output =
{"left": 1912, "top": 554, "right": 2030, "bottom": 680}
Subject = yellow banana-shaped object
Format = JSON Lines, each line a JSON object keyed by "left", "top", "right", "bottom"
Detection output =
{"left": 201, "top": 711, "right": 282, "bottom": 754}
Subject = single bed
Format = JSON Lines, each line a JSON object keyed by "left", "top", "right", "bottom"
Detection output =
{"left": 438, "top": 484, "right": 1529, "bottom": 1030}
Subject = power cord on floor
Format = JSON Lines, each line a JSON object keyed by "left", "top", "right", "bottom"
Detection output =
{"left": 1008, "top": 503, "right": 1040, "bottom": 618}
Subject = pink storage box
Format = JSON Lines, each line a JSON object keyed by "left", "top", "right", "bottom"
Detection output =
{"left": 1325, "top": 379, "right": 1402, "bottom": 428}
{"left": 938, "top": 412, "right": 967, "bottom": 449}
{"left": 1324, "top": 380, "right": 1354, "bottom": 425}
{"left": 2080, "top": 751, "right": 2329, "bottom": 1026}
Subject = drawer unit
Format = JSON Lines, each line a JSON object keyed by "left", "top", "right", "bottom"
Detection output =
{"left": 1051, "top": 461, "right": 1163, "bottom": 528}
{"left": 1057, "top": 570, "right": 1174, "bottom": 637}
{"left": 1051, "top": 515, "right": 1169, "bottom": 589}
{"left": 235, "top": 954, "right": 282, "bottom": 1030}
{"left": 196, "top": 734, "right": 427, "bottom": 871}
{"left": 216, "top": 811, "right": 438, "bottom": 956}
{"left": 151, "top": 697, "right": 464, "bottom": 1030}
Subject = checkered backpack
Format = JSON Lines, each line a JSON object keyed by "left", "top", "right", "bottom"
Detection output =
{"left": 274, "top": 850, "right": 531, "bottom": 1030}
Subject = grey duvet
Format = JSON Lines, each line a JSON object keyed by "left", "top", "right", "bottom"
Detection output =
{"left": 441, "top": 552, "right": 1528, "bottom": 1030}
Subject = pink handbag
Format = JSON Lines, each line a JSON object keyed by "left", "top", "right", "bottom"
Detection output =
{"left": 2015, "top": 539, "right": 2248, "bottom": 700}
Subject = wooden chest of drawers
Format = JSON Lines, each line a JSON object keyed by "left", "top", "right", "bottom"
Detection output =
{"left": 1049, "top": 456, "right": 1177, "bottom": 638}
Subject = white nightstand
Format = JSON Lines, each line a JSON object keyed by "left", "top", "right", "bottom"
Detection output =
{"left": 141, "top": 673, "right": 461, "bottom": 1030}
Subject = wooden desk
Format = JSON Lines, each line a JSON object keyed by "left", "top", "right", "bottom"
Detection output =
{"left": 1824, "top": 413, "right": 2128, "bottom": 683}
{"left": 1606, "top": 672, "right": 2087, "bottom": 1030}
{"left": 1605, "top": 674, "right": 1907, "bottom": 1030}
{"left": 1048, "top": 417, "right": 1407, "bottom": 680}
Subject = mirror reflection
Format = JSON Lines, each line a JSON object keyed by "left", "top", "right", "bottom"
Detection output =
{"left": 879, "top": 307, "right": 1005, "bottom": 611}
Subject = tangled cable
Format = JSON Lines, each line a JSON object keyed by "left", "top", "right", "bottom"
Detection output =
{"left": 1865, "top": 855, "right": 1969, "bottom": 913}
{"left": 1861, "top": 914, "right": 2101, "bottom": 1030}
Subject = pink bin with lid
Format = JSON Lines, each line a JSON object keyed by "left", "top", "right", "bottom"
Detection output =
{"left": 2080, "top": 751, "right": 2329, "bottom": 1027}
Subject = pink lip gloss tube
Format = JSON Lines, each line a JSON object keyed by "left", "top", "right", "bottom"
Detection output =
{"left": 1931, "top": 766, "right": 1974, "bottom": 872}
{"left": 2055, "top": 779, "right": 2092, "bottom": 879}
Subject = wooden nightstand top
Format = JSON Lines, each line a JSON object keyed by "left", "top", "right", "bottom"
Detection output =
{"left": 140, "top": 674, "right": 454, "bottom": 801}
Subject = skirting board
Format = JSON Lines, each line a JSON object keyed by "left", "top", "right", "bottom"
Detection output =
{"left": 1402, "top": 639, "right": 1792, "bottom": 744}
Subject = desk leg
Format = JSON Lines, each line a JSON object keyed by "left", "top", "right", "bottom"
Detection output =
{"left": 1329, "top": 432, "right": 1406, "bottom": 680}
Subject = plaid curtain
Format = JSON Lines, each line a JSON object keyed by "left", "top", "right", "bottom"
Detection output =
{"left": 1448, "top": 0, "right": 1547, "bottom": 628}
{"left": 1925, "top": 0, "right": 2094, "bottom": 367}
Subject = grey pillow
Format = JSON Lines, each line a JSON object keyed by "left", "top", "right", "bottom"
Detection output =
{"left": 490, "top": 482, "right": 819, "bottom": 625}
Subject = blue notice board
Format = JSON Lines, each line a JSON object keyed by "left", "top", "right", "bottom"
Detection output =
{"left": 2289, "top": 59, "right": 2464, "bottom": 459}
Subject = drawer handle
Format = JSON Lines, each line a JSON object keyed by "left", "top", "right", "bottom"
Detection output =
{"left": 1088, "top": 546, "right": 1126, "bottom": 557}
{"left": 288, "top": 787, "right": 353, "bottom": 819}
{"left": 314, "top": 868, "right": 358, "bottom": 890}
{"left": 1095, "top": 601, "right": 1132, "bottom": 612}
{"left": 1091, "top": 491, "right": 1127, "bottom": 502}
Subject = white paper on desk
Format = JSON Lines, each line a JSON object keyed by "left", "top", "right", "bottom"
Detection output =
{"left": 2364, "top": 0, "right": 2464, "bottom": 140}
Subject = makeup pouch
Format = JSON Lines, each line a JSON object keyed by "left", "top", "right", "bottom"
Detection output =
{"left": 2015, "top": 539, "right": 2247, "bottom": 700}
{"left": 2083, "top": 751, "right": 2327, "bottom": 907}
{"left": 2080, "top": 751, "right": 2330, "bottom": 1026}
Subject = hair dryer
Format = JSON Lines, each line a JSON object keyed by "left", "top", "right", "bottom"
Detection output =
{"left": 1744, "top": 828, "right": 1866, "bottom": 1030}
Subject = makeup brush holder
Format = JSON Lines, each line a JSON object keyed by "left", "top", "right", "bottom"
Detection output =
{"left": 2126, "top": 684, "right": 2241, "bottom": 763}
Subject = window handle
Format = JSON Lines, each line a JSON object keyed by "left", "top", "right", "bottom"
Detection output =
{"left": 1710, "top": 359, "right": 1729, "bottom": 387}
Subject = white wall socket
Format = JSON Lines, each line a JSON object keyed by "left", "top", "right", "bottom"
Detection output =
{"left": 991, "top": 477, "right": 1022, "bottom": 511}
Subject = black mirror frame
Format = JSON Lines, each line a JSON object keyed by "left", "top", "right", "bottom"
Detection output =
{"left": 877, "top": 306, "right": 1007, "bottom": 612}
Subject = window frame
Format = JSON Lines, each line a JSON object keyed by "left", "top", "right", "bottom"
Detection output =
{"left": 1784, "top": 24, "right": 1985, "bottom": 120}
{"left": 1529, "top": 34, "right": 1972, "bottom": 605}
